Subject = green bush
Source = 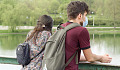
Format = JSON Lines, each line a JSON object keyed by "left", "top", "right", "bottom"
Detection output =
{"left": 88, "top": 19, "right": 120, "bottom": 27}
{"left": 53, "top": 17, "right": 63, "bottom": 25}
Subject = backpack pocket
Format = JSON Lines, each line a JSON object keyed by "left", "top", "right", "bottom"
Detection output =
{"left": 42, "top": 58, "right": 54, "bottom": 70}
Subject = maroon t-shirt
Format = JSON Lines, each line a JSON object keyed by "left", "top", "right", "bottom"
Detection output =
{"left": 61, "top": 22, "right": 90, "bottom": 70}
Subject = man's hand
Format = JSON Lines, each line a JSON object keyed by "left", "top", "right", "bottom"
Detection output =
{"left": 100, "top": 54, "right": 112, "bottom": 63}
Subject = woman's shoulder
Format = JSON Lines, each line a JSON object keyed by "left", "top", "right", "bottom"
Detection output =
{"left": 42, "top": 31, "right": 51, "bottom": 36}
{"left": 26, "top": 30, "right": 33, "bottom": 37}
{"left": 38, "top": 30, "right": 51, "bottom": 36}
{"left": 42, "top": 30, "right": 51, "bottom": 34}
{"left": 27, "top": 30, "right": 33, "bottom": 34}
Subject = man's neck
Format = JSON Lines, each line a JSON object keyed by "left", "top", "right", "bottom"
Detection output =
{"left": 69, "top": 20, "right": 79, "bottom": 24}
{"left": 69, "top": 20, "right": 77, "bottom": 23}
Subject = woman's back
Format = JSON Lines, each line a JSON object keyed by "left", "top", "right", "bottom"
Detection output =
{"left": 22, "top": 30, "right": 51, "bottom": 70}
{"left": 21, "top": 15, "right": 53, "bottom": 70}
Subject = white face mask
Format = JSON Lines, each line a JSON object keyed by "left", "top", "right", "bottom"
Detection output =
{"left": 83, "top": 17, "right": 88, "bottom": 27}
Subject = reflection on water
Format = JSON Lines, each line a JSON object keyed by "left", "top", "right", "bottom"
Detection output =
{"left": 0, "top": 34, "right": 26, "bottom": 58}
{"left": 89, "top": 33, "right": 120, "bottom": 65}
{"left": 0, "top": 33, "right": 120, "bottom": 65}
{"left": 90, "top": 33, "right": 120, "bottom": 55}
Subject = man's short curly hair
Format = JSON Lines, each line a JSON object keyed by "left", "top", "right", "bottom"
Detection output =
{"left": 67, "top": 1, "right": 89, "bottom": 20}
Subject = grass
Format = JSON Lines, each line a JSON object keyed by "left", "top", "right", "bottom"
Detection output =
{"left": 87, "top": 28, "right": 120, "bottom": 34}
{"left": 54, "top": 24, "right": 120, "bottom": 27}
{"left": 0, "top": 29, "right": 31, "bottom": 33}
{"left": 87, "top": 25, "right": 116, "bottom": 27}
{"left": 0, "top": 29, "right": 56, "bottom": 34}
{"left": 0, "top": 28, "right": 120, "bottom": 34}
{"left": 87, "top": 28, "right": 120, "bottom": 31}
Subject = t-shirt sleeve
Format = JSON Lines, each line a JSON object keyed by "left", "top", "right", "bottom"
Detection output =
{"left": 78, "top": 28, "right": 90, "bottom": 50}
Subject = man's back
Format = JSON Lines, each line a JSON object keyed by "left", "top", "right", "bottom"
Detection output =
{"left": 61, "top": 22, "right": 90, "bottom": 70}
{"left": 62, "top": 1, "right": 112, "bottom": 69}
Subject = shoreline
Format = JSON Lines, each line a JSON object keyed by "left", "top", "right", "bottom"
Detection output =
{"left": 0, "top": 29, "right": 120, "bottom": 34}
{"left": 0, "top": 25, "right": 120, "bottom": 30}
{"left": 0, "top": 26, "right": 120, "bottom": 34}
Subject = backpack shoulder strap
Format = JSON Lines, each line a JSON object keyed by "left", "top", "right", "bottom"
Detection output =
{"left": 63, "top": 23, "right": 81, "bottom": 68}
{"left": 30, "top": 42, "right": 47, "bottom": 60}
{"left": 58, "top": 23, "right": 81, "bottom": 31}
{"left": 64, "top": 49, "right": 79, "bottom": 68}
{"left": 64, "top": 23, "right": 81, "bottom": 31}
{"left": 58, "top": 23, "right": 81, "bottom": 36}
{"left": 30, "top": 46, "right": 45, "bottom": 60}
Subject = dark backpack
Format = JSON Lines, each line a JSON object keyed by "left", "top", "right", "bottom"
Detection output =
{"left": 16, "top": 42, "right": 30, "bottom": 66}
{"left": 42, "top": 23, "right": 81, "bottom": 70}
{"left": 16, "top": 42, "right": 45, "bottom": 66}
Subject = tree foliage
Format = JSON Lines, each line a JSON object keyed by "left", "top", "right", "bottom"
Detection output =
{"left": 0, "top": 0, "right": 120, "bottom": 31}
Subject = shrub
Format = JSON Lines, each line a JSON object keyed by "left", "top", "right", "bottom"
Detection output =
{"left": 88, "top": 19, "right": 120, "bottom": 27}
{"left": 53, "top": 17, "right": 63, "bottom": 25}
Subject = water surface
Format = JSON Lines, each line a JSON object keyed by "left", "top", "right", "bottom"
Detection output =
{"left": 0, "top": 32, "right": 120, "bottom": 65}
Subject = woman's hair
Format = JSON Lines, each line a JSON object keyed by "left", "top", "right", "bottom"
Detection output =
{"left": 67, "top": 1, "right": 89, "bottom": 20}
{"left": 25, "top": 15, "right": 53, "bottom": 44}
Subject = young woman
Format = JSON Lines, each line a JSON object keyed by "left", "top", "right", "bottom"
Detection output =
{"left": 22, "top": 15, "right": 53, "bottom": 70}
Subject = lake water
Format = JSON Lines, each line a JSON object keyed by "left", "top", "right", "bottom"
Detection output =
{"left": 89, "top": 33, "right": 120, "bottom": 65}
{"left": 0, "top": 32, "right": 120, "bottom": 66}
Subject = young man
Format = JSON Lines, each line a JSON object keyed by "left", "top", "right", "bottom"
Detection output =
{"left": 61, "top": 1, "right": 112, "bottom": 70}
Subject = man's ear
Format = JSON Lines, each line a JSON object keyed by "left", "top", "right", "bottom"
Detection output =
{"left": 78, "top": 13, "right": 82, "bottom": 19}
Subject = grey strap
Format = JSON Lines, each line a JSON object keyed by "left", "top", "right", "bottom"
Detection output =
{"left": 58, "top": 23, "right": 81, "bottom": 38}
{"left": 64, "top": 50, "right": 79, "bottom": 68}
{"left": 64, "top": 23, "right": 81, "bottom": 31}
{"left": 76, "top": 51, "right": 79, "bottom": 64}
{"left": 63, "top": 23, "right": 80, "bottom": 68}
{"left": 57, "top": 25, "right": 64, "bottom": 30}
{"left": 31, "top": 43, "right": 46, "bottom": 60}
{"left": 57, "top": 23, "right": 80, "bottom": 31}
{"left": 58, "top": 23, "right": 81, "bottom": 69}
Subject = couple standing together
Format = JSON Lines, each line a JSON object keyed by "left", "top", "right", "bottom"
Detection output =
{"left": 22, "top": 1, "right": 112, "bottom": 70}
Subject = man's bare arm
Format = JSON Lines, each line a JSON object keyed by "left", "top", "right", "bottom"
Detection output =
{"left": 83, "top": 48, "right": 112, "bottom": 63}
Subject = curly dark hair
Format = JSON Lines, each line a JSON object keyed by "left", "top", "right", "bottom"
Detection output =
{"left": 67, "top": 1, "right": 89, "bottom": 20}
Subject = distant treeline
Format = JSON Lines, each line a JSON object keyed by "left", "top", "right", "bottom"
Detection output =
{"left": 0, "top": 0, "right": 120, "bottom": 31}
